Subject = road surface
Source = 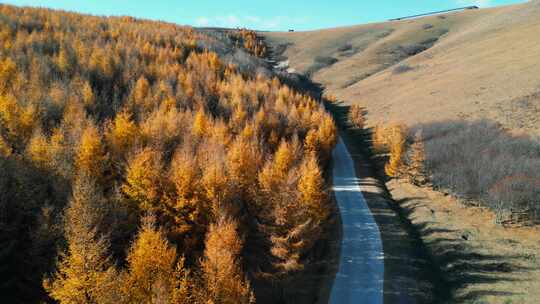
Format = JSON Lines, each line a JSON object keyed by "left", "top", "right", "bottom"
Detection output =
{"left": 329, "top": 137, "right": 384, "bottom": 304}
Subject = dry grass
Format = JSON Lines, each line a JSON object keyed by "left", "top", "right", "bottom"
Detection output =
{"left": 389, "top": 180, "right": 540, "bottom": 304}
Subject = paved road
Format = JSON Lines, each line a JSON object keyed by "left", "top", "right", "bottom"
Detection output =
{"left": 329, "top": 137, "right": 384, "bottom": 304}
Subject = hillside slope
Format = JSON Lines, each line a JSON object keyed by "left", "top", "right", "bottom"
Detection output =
{"left": 264, "top": 1, "right": 540, "bottom": 135}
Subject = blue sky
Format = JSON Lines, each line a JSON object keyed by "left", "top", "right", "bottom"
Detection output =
{"left": 1, "top": 0, "right": 528, "bottom": 31}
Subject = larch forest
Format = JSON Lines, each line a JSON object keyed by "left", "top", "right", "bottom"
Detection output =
{"left": 0, "top": 4, "right": 337, "bottom": 303}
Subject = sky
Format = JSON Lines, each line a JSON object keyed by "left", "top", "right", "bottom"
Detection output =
{"left": 1, "top": 0, "right": 529, "bottom": 31}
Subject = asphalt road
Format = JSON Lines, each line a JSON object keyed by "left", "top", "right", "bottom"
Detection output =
{"left": 329, "top": 137, "right": 384, "bottom": 304}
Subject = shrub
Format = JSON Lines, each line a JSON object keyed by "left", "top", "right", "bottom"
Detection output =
{"left": 393, "top": 64, "right": 414, "bottom": 74}
{"left": 372, "top": 124, "right": 406, "bottom": 153}
{"left": 306, "top": 56, "right": 338, "bottom": 76}
{"left": 314, "top": 56, "right": 338, "bottom": 66}
{"left": 337, "top": 43, "right": 353, "bottom": 52}
{"left": 404, "top": 130, "right": 428, "bottom": 185}
{"left": 384, "top": 125, "right": 408, "bottom": 177}
{"left": 413, "top": 120, "right": 540, "bottom": 224}
{"left": 420, "top": 37, "right": 439, "bottom": 46}
{"left": 399, "top": 43, "right": 428, "bottom": 56}
{"left": 422, "top": 24, "right": 434, "bottom": 30}
{"left": 348, "top": 104, "right": 365, "bottom": 129}
{"left": 372, "top": 124, "right": 388, "bottom": 154}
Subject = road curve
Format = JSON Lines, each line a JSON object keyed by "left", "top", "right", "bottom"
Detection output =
{"left": 329, "top": 137, "right": 384, "bottom": 304}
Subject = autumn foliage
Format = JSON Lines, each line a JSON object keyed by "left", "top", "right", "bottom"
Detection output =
{"left": 348, "top": 104, "right": 365, "bottom": 129}
{"left": 0, "top": 4, "right": 336, "bottom": 303}
{"left": 229, "top": 29, "right": 268, "bottom": 58}
{"left": 372, "top": 124, "right": 408, "bottom": 177}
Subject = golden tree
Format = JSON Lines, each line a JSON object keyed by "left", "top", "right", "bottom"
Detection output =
{"left": 257, "top": 138, "right": 302, "bottom": 221}
{"left": 122, "top": 148, "right": 165, "bottom": 211}
{"left": 273, "top": 139, "right": 298, "bottom": 178}
{"left": 0, "top": 58, "right": 16, "bottom": 94}
{"left": 132, "top": 76, "right": 152, "bottom": 113}
{"left": 0, "top": 94, "right": 37, "bottom": 146}
{"left": 26, "top": 129, "right": 51, "bottom": 169}
{"left": 297, "top": 154, "right": 329, "bottom": 222}
{"left": 303, "top": 129, "right": 319, "bottom": 156}
{"left": 201, "top": 218, "right": 254, "bottom": 304}
{"left": 81, "top": 81, "right": 95, "bottom": 108}
{"left": 122, "top": 215, "right": 179, "bottom": 303}
{"left": 56, "top": 46, "right": 73, "bottom": 76}
{"left": 44, "top": 176, "right": 120, "bottom": 304}
{"left": 226, "top": 137, "right": 262, "bottom": 202}
{"left": 168, "top": 147, "right": 208, "bottom": 249}
{"left": 201, "top": 153, "right": 232, "bottom": 218}
{"left": 106, "top": 110, "right": 140, "bottom": 159}
{"left": 316, "top": 115, "right": 337, "bottom": 159}
{"left": 348, "top": 104, "right": 365, "bottom": 129}
{"left": 384, "top": 125, "right": 407, "bottom": 178}
{"left": 75, "top": 123, "right": 106, "bottom": 180}
{"left": 192, "top": 109, "right": 210, "bottom": 139}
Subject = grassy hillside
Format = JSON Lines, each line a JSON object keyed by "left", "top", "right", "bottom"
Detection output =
{"left": 264, "top": 1, "right": 540, "bottom": 135}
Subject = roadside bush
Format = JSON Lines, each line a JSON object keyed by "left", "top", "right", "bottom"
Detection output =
{"left": 348, "top": 104, "right": 365, "bottom": 129}
{"left": 372, "top": 124, "right": 408, "bottom": 177}
{"left": 372, "top": 124, "right": 406, "bottom": 153}
{"left": 412, "top": 120, "right": 540, "bottom": 223}
{"left": 393, "top": 64, "right": 414, "bottom": 74}
{"left": 384, "top": 125, "right": 408, "bottom": 177}
{"left": 422, "top": 24, "right": 434, "bottom": 30}
{"left": 405, "top": 131, "right": 428, "bottom": 185}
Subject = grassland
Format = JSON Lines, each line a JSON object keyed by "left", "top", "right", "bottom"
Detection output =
{"left": 264, "top": 1, "right": 540, "bottom": 136}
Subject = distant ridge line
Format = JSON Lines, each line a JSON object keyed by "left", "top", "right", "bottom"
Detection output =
{"left": 389, "top": 6, "right": 479, "bottom": 21}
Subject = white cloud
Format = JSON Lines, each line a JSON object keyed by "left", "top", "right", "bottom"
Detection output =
{"left": 192, "top": 15, "right": 308, "bottom": 31}
{"left": 456, "top": 0, "right": 492, "bottom": 7}
{"left": 195, "top": 17, "right": 210, "bottom": 26}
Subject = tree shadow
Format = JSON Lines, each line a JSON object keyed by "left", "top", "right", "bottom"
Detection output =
{"left": 395, "top": 196, "right": 536, "bottom": 302}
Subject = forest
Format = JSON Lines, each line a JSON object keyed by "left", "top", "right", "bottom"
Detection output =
{"left": 0, "top": 4, "right": 337, "bottom": 303}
